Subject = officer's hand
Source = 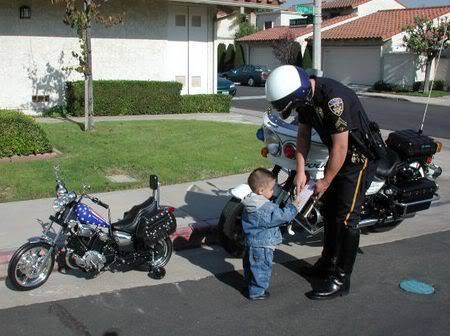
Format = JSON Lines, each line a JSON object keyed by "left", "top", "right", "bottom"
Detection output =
{"left": 295, "top": 171, "right": 308, "bottom": 195}
{"left": 314, "top": 179, "right": 330, "bottom": 197}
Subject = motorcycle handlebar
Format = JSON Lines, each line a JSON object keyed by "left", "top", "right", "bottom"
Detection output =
{"left": 89, "top": 196, "right": 109, "bottom": 209}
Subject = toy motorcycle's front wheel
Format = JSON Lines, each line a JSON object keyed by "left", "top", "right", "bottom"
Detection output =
{"left": 218, "top": 197, "right": 245, "bottom": 258}
{"left": 7, "top": 242, "right": 55, "bottom": 291}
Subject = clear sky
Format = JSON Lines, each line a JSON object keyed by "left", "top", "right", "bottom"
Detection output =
{"left": 283, "top": 0, "right": 450, "bottom": 8}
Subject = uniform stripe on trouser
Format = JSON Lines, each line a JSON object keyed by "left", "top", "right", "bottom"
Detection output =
{"left": 343, "top": 159, "right": 368, "bottom": 226}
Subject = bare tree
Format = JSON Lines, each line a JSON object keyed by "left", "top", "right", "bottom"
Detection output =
{"left": 271, "top": 32, "right": 302, "bottom": 65}
{"left": 52, "top": 0, "right": 123, "bottom": 131}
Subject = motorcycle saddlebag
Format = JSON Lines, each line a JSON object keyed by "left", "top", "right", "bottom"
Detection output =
{"left": 393, "top": 178, "right": 437, "bottom": 203}
{"left": 137, "top": 210, "right": 176, "bottom": 245}
{"left": 386, "top": 130, "right": 437, "bottom": 159}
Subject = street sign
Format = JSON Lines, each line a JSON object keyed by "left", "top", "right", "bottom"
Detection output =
{"left": 296, "top": 5, "right": 314, "bottom": 15}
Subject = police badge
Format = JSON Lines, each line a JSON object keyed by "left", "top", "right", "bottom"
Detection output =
{"left": 328, "top": 97, "right": 344, "bottom": 117}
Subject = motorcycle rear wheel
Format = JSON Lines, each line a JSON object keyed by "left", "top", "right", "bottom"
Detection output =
{"left": 7, "top": 242, "right": 55, "bottom": 291}
{"left": 149, "top": 237, "right": 173, "bottom": 268}
{"left": 218, "top": 197, "right": 245, "bottom": 258}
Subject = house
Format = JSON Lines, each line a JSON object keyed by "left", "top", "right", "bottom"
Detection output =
{"left": 0, "top": 0, "right": 282, "bottom": 114}
{"left": 256, "top": 8, "right": 308, "bottom": 30}
{"left": 320, "top": 6, "right": 450, "bottom": 86}
{"left": 237, "top": 0, "right": 404, "bottom": 68}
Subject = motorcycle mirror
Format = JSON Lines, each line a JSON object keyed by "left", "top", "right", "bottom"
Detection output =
{"left": 149, "top": 175, "right": 159, "bottom": 190}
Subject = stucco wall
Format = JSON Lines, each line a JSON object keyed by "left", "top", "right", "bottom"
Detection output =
{"left": 357, "top": 0, "right": 405, "bottom": 17}
{"left": 0, "top": 0, "right": 216, "bottom": 113}
{"left": 256, "top": 13, "right": 281, "bottom": 29}
{"left": 217, "top": 14, "right": 238, "bottom": 43}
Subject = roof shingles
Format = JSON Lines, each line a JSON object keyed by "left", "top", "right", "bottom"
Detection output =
{"left": 237, "top": 13, "right": 357, "bottom": 42}
{"left": 322, "top": 0, "right": 371, "bottom": 10}
{"left": 321, "top": 6, "right": 450, "bottom": 41}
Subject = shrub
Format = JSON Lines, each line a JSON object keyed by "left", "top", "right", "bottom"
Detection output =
{"left": 218, "top": 43, "right": 227, "bottom": 73}
{"left": 0, "top": 110, "right": 52, "bottom": 157}
{"left": 372, "top": 81, "right": 394, "bottom": 92}
{"left": 179, "top": 94, "right": 232, "bottom": 113}
{"left": 224, "top": 44, "right": 236, "bottom": 71}
{"left": 413, "top": 80, "right": 447, "bottom": 92}
{"left": 66, "top": 80, "right": 182, "bottom": 116}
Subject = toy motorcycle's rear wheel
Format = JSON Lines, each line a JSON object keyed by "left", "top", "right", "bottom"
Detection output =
{"left": 218, "top": 197, "right": 245, "bottom": 258}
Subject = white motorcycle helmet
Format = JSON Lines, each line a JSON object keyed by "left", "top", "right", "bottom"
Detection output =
{"left": 265, "top": 65, "right": 312, "bottom": 118}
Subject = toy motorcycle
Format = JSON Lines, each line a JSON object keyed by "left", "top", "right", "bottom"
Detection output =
{"left": 8, "top": 169, "right": 176, "bottom": 290}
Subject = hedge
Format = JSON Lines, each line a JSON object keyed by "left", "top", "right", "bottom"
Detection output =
{"left": 65, "top": 81, "right": 232, "bottom": 116}
{"left": 66, "top": 80, "right": 183, "bottom": 116}
{"left": 179, "top": 94, "right": 232, "bottom": 113}
{"left": 0, "top": 110, "right": 52, "bottom": 157}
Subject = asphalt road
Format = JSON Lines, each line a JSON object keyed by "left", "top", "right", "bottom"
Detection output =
{"left": 232, "top": 86, "right": 450, "bottom": 139}
{"left": 1, "top": 231, "right": 449, "bottom": 336}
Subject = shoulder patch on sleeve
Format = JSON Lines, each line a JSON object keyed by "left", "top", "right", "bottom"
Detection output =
{"left": 328, "top": 97, "right": 344, "bottom": 117}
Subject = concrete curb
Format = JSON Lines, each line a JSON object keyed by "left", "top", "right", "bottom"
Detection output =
{"left": 0, "top": 222, "right": 219, "bottom": 280}
{"left": 357, "top": 92, "right": 450, "bottom": 106}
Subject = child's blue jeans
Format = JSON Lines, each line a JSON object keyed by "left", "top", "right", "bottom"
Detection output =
{"left": 243, "top": 246, "right": 274, "bottom": 298}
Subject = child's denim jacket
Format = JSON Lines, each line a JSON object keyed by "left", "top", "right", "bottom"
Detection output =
{"left": 242, "top": 193, "right": 297, "bottom": 248}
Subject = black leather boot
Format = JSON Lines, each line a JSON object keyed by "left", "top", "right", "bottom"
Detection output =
{"left": 306, "top": 227, "right": 360, "bottom": 300}
{"left": 305, "top": 271, "right": 350, "bottom": 300}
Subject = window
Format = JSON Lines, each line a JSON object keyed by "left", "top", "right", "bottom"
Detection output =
{"left": 175, "top": 15, "right": 186, "bottom": 27}
{"left": 192, "top": 15, "right": 201, "bottom": 27}
{"left": 264, "top": 21, "right": 273, "bottom": 30}
{"left": 175, "top": 76, "right": 186, "bottom": 87}
{"left": 19, "top": 6, "right": 31, "bottom": 19}
{"left": 192, "top": 76, "right": 201, "bottom": 88}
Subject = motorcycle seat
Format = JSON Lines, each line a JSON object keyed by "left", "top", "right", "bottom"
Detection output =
{"left": 376, "top": 147, "right": 400, "bottom": 178}
{"left": 112, "top": 197, "right": 157, "bottom": 233}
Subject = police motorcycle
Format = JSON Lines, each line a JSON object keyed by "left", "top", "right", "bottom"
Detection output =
{"left": 8, "top": 168, "right": 177, "bottom": 290}
{"left": 218, "top": 77, "right": 443, "bottom": 257}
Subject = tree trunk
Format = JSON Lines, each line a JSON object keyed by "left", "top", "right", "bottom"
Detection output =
{"left": 423, "top": 57, "right": 433, "bottom": 95}
{"left": 84, "top": 0, "right": 94, "bottom": 131}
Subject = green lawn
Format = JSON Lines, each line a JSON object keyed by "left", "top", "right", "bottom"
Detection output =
{"left": 0, "top": 120, "right": 268, "bottom": 202}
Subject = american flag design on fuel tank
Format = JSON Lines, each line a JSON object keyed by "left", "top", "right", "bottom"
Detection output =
{"left": 74, "top": 203, "right": 109, "bottom": 228}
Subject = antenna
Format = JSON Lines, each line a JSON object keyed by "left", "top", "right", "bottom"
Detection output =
{"left": 419, "top": 20, "right": 448, "bottom": 135}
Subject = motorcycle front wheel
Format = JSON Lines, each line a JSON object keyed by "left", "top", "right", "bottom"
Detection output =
{"left": 149, "top": 237, "right": 173, "bottom": 268}
{"left": 7, "top": 242, "right": 55, "bottom": 291}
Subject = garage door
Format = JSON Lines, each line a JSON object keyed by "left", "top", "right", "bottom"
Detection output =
{"left": 249, "top": 46, "right": 281, "bottom": 68}
{"left": 323, "top": 46, "right": 381, "bottom": 85}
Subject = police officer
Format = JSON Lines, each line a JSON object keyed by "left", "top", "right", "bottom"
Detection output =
{"left": 265, "top": 65, "right": 377, "bottom": 300}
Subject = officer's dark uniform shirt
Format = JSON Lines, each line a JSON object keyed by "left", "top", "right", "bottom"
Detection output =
{"left": 297, "top": 77, "right": 368, "bottom": 163}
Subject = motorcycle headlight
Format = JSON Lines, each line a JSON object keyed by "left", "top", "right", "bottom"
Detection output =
{"left": 52, "top": 198, "right": 64, "bottom": 213}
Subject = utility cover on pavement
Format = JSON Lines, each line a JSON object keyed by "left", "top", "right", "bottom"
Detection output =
{"left": 106, "top": 175, "right": 138, "bottom": 183}
{"left": 399, "top": 279, "right": 435, "bottom": 295}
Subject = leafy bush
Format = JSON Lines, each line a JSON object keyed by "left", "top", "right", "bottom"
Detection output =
{"left": 413, "top": 80, "right": 447, "bottom": 92}
{"left": 66, "top": 80, "right": 182, "bottom": 116}
{"left": 372, "top": 81, "right": 394, "bottom": 92}
{"left": 179, "top": 94, "right": 232, "bottom": 113}
{"left": 0, "top": 110, "right": 52, "bottom": 157}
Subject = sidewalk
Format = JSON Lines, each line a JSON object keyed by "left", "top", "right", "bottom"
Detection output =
{"left": 36, "top": 110, "right": 261, "bottom": 125}
{"left": 358, "top": 91, "right": 450, "bottom": 107}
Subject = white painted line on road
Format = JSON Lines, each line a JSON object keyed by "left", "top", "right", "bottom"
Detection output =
{"left": 233, "top": 95, "right": 266, "bottom": 101}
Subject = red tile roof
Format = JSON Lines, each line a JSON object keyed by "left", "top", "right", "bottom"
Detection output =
{"left": 322, "top": 0, "right": 371, "bottom": 9}
{"left": 321, "top": 6, "right": 450, "bottom": 41}
{"left": 218, "top": 0, "right": 285, "bottom": 6}
{"left": 237, "top": 13, "right": 357, "bottom": 42}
